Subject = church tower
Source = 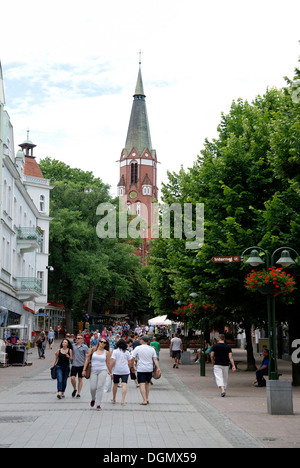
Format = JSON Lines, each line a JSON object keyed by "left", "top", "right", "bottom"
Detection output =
{"left": 117, "top": 59, "right": 158, "bottom": 262}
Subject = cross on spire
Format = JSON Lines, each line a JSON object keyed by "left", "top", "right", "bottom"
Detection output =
{"left": 138, "top": 49, "right": 143, "bottom": 65}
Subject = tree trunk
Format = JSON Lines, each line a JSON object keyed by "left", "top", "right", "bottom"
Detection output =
{"left": 88, "top": 285, "right": 94, "bottom": 316}
{"left": 65, "top": 309, "right": 73, "bottom": 334}
{"left": 245, "top": 321, "right": 257, "bottom": 371}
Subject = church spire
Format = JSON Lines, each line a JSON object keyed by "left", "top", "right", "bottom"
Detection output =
{"left": 124, "top": 61, "right": 152, "bottom": 156}
{"left": 134, "top": 61, "right": 145, "bottom": 96}
{"left": 117, "top": 57, "right": 158, "bottom": 263}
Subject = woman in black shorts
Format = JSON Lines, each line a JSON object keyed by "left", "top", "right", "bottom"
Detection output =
{"left": 110, "top": 339, "right": 133, "bottom": 405}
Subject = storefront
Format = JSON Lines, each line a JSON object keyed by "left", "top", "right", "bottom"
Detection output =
{"left": 34, "top": 302, "right": 65, "bottom": 336}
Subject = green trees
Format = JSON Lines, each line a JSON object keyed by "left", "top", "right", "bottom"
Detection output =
{"left": 149, "top": 68, "right": 300, "bottom": 375}
{"left": 40, "top": 158, "right": 151, "bottom": 331}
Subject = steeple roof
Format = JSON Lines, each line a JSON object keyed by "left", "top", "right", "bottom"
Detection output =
{"left": 24, "top": 156, "right": 44, "bottom": 179}
{"left": 134, "top": 65, "right": 145, "bottom": 96}
{"left": 20, "top": 132, "right": 44, "bottom": 179}
{"left": 124, "top": 64, "right": 152, "bottom": 156}
{"left": 118, "top": 174, "right": 126, "bottom": 187}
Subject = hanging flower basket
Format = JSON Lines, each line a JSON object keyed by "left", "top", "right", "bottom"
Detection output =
{"left": 245, "top": 267, "right": 296, "bottom": 296}
{"left": 172, "top": 302, "right": 216, "bottom": 321}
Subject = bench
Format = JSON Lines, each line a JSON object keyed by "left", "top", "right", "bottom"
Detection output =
{"left": 188, "top": 344, "right": 201, "bottom": 350}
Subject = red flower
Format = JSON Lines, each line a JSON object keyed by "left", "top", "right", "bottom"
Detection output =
{"left": 245, "top": 267, "right": 296, "bottom": 295}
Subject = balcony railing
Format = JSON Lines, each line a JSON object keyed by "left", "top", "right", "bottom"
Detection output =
{"left": 16, "top": 227, "right": 43, "bottom": 254}
{"left": 16, "top": 277, "right": 42, "bottom": 295}
{"left": 17, "top": 227, "right": 43, "bottom": 243}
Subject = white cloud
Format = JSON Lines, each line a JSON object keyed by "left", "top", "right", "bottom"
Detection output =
{"left": 1, "top": 0, "right": 300, "bottom": 197}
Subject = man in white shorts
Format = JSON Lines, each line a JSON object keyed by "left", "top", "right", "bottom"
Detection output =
{"left": 211, "top": 334, "right": 236, "bottom": 397}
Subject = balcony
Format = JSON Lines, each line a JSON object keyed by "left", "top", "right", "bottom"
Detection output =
{"left": 17, "top": 227, "right": 43, "bottom": 254}
{"left": 15, "top": 277, "right": 43, "bottom": 301}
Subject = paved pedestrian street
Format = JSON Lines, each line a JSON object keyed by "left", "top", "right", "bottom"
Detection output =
{"left": 0, "top": 349, "right": 262, "bottom": 449}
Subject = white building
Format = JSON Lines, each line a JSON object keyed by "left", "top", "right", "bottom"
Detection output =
{"left": 0, "top": 62, "right": 52, "bottom": 341}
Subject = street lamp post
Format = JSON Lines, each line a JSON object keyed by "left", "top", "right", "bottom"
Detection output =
{"left": 190, "top": 292, "right": 206, "bottom": 376}
{"left": 241, "top": 246, "right": 299, "bottom": 381}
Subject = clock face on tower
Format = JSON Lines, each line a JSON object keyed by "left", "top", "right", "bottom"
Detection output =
{"left": 129, "top": 191, "right": 138, "bottom": 199}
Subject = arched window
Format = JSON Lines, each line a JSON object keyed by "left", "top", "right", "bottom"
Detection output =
{"left": 130, "top": 162, "right": 138, "bottom": 185}
{"left": 142, "top": 185, "right": 152, "bottom": 196}
{"left": 40, "top": 195, "right": 45, "bottom": 212}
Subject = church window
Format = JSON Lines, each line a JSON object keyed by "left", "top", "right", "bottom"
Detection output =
{"left": 131, "top": 162, "right": 138, "bottom": 185}
{"left": 142, "top": 186, "right": 152, "bottom": 196}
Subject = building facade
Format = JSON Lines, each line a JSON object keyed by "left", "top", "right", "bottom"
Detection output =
{"left": 117, "top": 62, "right": 158, "bottom": 262}
{"left": 0, "top": 62, "right": 52, "bottom": 340}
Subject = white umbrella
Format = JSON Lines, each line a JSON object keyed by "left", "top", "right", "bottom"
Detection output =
{"left": 7, "top": 324, "right": 27, "bottom": 330}
{"left": 148, "top": 315, "right": 173, "bottom": 326}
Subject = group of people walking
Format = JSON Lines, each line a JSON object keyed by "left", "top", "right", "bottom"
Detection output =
{"left": 170, "top": 332, "right": 237, "bottom": 397}
{"left": 51, "top": 323, "right": 269, "bottom": 405}
{"left": 51, "top": 331, "right": 161, "bottom": 410}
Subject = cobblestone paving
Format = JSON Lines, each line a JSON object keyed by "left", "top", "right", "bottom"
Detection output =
{"left": 0, "top": 356, "right": 263, "bottom": 448}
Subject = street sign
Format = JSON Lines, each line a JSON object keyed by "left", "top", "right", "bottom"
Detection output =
{"left": 212, "top": 256, "right": 241, "bottom": 263}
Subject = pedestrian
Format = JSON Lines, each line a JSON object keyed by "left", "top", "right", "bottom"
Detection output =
{"left": 84, "top": 330, "right": 91, "bottom": 347}
{"left": 90, "top": 332, "right": 99, "bottom": 348}
{"left": 48, "top": 327, "right": 55, "bottom": 350}
{"left": 127, "top": 338, "right": 139, "bottom": 388}
{"left": 52, "top": 339, "right": 73, "bottom": 399}
{"left": 110, "top": 339, "right": 133, "bottom": 405}
{"left": 71, "top": 334, "right": 89, "bottom": 399}
{"left": 131, "top": 336, "right": 161, "bottom": 405}
{"left": 0, "top": 307, "right": 8, "bottom": 328}
{"left": 37, "top": 332, "right": 46, "bottom": 359}
{"left": 114, "top": 334, "right": 120, "bottom": 348}
{"left": 254, "top": 348, "right": 269, "bottom": 387}
{"left": 132, "top": 335, "right": 141, "bottom": 349}
{"left": 211, "top": 334, "right": 236, "bottom": 397}
{"left": 82, "top": 337, "right": 112, "bottom": 411}
{"left": 170, "top": 333, "right": 183, "bottom": 368}
{"left": 150, "top": 336, "right": 160, "bottom": 360}
{"left": 108, "top": 330, "right": 116, "bottom": 351}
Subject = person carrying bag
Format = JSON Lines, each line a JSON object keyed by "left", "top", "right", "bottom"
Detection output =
{"left": 51, "top": 339, "right": 73, "bottom": 399}
{"left": 82, "top": 338, "right": 112, "bottom": 411}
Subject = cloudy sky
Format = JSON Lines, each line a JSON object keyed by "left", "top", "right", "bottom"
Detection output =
{"left": 1, "top": 0, "right": 300, "bottom": 197}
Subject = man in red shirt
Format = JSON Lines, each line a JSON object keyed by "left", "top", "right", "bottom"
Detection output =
{"left": 84, "top": 331, "right": 91, "bottom": 347}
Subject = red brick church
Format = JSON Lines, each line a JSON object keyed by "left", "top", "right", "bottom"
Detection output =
{"left": 117, "top": 60, "right": 158, "bottom": 263}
